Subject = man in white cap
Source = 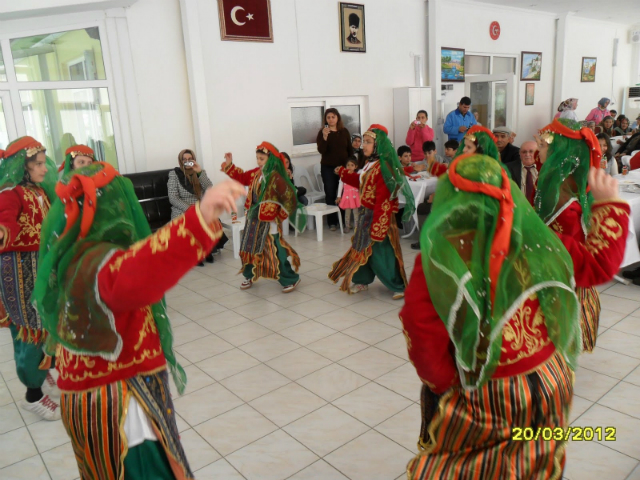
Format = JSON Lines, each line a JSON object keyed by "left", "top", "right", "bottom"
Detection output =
{"left": 492, "top": 126, "right": 520, "bottom": 165}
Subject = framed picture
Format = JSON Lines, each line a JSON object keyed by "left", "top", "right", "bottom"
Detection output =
{"left": 340, "top": 3, "right": 366, "bottom": 53}
{"left": 520, "top": 51, "right": 542, "bottom": 81}
{"left": 581, "top": 57, "right": 597, "bottom": 82}
{"left": 441, "top": 47, "right": 465, "bottom": 82}
{"left": 525, "top": 83, "right": 535, "bottom": 106}
{"left": 217, "top": 0, "right": 274, "bottom": 42}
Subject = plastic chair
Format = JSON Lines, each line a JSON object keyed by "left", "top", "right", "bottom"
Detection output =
{"left": 220, "top": 217, "right": 246, "bottom": 259}
{"left": 294, "top": 167, "right": 325, "bottom": 204}
{"left": 313, "top": 163, "right": 324, "bottom": 191}
{"left": 303, "top": 204, "right": 344, "bottom": 241}
{"left": 630, "top": 152, "right": 640, "bottom": 171}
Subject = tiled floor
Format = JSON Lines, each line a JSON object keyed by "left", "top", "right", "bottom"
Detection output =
{"left": 1, "top": 228, "right": 640, "bottom": 479}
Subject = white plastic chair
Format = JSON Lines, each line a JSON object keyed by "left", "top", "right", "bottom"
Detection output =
{"left": 303, "top": 204, "right": 344, "bottom": 241}
{"left": 220, "top": 217, "right": 246, "bottom": 259}
{"left": 313, "top": 163, "right": 324, "bottom": 191}
{"left": 294, "top": 167, "right": 325, "bottom": 204}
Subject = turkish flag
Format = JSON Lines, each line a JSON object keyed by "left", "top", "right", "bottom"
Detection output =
{"left": 218, "top": 0, "right": 273, "bottom": 42}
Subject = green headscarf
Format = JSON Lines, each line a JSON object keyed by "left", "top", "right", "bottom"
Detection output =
{"left": 420, "top": 153, "right": 580, "bottom": 389}
{"left": 33, "top": 162, "right": 187, "bottom": 394}
{"left": 365, "top": 125, "right": 415, "bottom": 222}
{"left": 0, "top": 136, "right": 57, "bottom": 198}
{"left": 61, "top": 144, "right": 95, "bottom": 176}
{"left": 534, "top": 119, "right": 600, "bottom": 227}
{"left": 453, "top": 125, "right": 500, "bottom": 162}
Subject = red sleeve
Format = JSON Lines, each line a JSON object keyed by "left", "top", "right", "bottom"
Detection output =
{"left": 557, "top": 200, "right": 630, "bottom": 288}
{"left": 0, "top": 190, "right": 22, "bottom": 252}
{"left": 429, "top": 161, "right": 448, "bottom": 177}
{"left": 370, "top": 171, "right": 394, "bottom": 242}
{"left": 338, "top": 167, "right": 361, "bottom": 189}
{"left": 400, "top": 255, "right": 459, "bottom": 394}
{"left": 98, "top": 206, "right": 223, "bottom": 313}
{"left": 406, "top": 127, "right": 416, "bottom": 146}
{"left": 403, "top": 166, "right": 415, "bottom": 174}
{"left": 223, "top": 164, "right": 257, "bottom": 187}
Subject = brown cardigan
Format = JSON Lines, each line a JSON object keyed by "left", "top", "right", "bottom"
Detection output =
{"left": 316, "top": 128, "right": 353, "bottom": 167}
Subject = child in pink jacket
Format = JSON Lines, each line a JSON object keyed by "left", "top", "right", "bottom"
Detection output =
{"left": 405, "top": 110, "right": 435, "bottom": 163}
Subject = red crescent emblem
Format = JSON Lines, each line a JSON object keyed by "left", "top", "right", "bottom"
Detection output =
{"left": 490, "top": 21, "right": 500, "bottom": 40}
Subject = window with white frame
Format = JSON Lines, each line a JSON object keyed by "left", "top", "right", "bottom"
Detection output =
{"left": 0, "top": 26, "right": 120, "bottom": 169}
{"left": 288, "top": 96, "right": 368, "bottom": 157}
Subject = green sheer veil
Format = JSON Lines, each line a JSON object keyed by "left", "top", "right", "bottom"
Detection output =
{"left": 0, "top": 137, "right": 57, "bottom": 198}
{"left": 420, "top": 153, "right": 580, "bottom": 390}
{"left": 61, "top": 145, "right": 95, "bottom": 176}
{"left": 453, "top": 126, "right": 500, "bottom": 163}
{"left": 32, "top": 162, "right": 187, "bottom": 394}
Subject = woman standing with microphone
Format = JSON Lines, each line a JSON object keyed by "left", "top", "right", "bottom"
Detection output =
{"left": 316, "top": 108, "right": 353, "bottom": 231}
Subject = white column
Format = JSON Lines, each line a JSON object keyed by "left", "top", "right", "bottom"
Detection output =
{"left": 427, "top": 0, "right": 444, "bottom": 152}
{"left": 178, "top": 0, "right": 214, "bottom": 173}
{"left": 552, "top": 13, "right": 573, "bottom": 115}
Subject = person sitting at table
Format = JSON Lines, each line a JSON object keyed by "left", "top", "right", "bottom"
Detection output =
{"left": 506, "top": 140, "right": 540, "bottom": 206}
{"left": 596, "top": 116, "right": 615, "bottom": 136}
{"left": 597, "top": 133, "right": 618, "bottom": 176}
{"left": 615, "top": 130, "right": 640, "bottom": 161}
{"left": 398, "top": 145, "right": 426, "bottom": 175}
{"left": 443, "top": 140, "right": 459, "bottom": 164}
{"left": 615, "top": 116, "right": 633, "bottom": 137}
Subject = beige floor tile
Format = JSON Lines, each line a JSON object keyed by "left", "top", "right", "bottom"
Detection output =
{"left": 172, "top": 322, "right": 215, "bottom": 346}
{"left": 603, "top": 284, "right": 640, "bottom": 302}
{"left": 239, "top": 334, "right": 299, "bottom": 362}
{"left": 179, "top": 429, "right": 221, "bottom": 471}
{"left": 288, "top": 460, "right": 349, "bottom": 480}
{"left": 166, "top": 291, "right": 210, "bottom": 310}
{"left": 232, "top": 299, "right": 282, "bottom": 320}
{"left": 321, "top": 290, "right": 369, "bottom": 308}
{"left": 599, "top": 308, "right": 627, "bottom": 328}
{"left": 174, "top": 301, "right": 228, "bottom": 321}
{"left": 216, "top": 321, "right": 273, "bottom": 346}
{"left": 175, "top": 413, "right": 190, "bottom": 433}
{"left": 296, "top": 281, "right": 339, "bottom": 298}
{"left": 297, "top": 364, "right": 369, "bottom": 402}
{"left": 196, "top": 348, "right": 261, "bottom": 381}
{"left": 194, "top": 311, "right": 250, "bottom": 333}
{"left": 283, "top": 404, "right": 369, "bottom": 457}
{"left": 569, "top": 395, "right": 594, "bottom": 424}
{"left": 244, "top": 281, "right": 283, "bottom": 299}
{"left": 375, "top": 333, "right": 410, "bottom": 361}
{"left": 179, "top": 275, "right": 224, "bottom": 292}
{"left": 214, "top": 291, "right": 261, "bottom": 310}
{"left": 194, "top": 459, "right": 245, "bottom": 479}
{"left": 0, "top": 359, "right": 17, "bottom": 381}
{"left": 627, "top": 463, "right": 640, "bottom": 480}
{"left": 0, "top": 427, "right": 38, "bottom": 468}
{"left": 343, "top": 319, "right": 399, "bottom": 345}
{"left": 333, "top": 382, "right": 413, "bottom": 427}
{"left": 266, "top": 291, "right": 314, "bottom": 308}
{"left": 574, "top": 367, "right": 620, "bottom": 402}
{"left": 375, "top": 363, "right": 422, "bottom": 402}
{"left": 279, "top": 320, "right": 336, "bottom": 346}
{"left": 306, "top": 332, "right": 369, "bottom": 362}
{"left": 375, "top": 403, "right": 421, "bottom": 452}
{"left": 266, "top": 348, "right": 332, "bottom": 381}
{"left": 5, "top": 379, "right": 44, "bottom": 425}
{"left": 250, "top": 383, "right": 326, "bottom": 427}
{"left": 563, "top": 440, "right": 637, "bottom": 480}
{"left": 0, "top": 455, "right": 50, "bottom": 479}
{"left": 611, "top": 315, "right": 640, "bottom": 336}
{"left": 597, "top": 329, "right": 640, "bottom": 359}
{"left": 574, "top": 404, "right": 640, "bottom": 460}
{"left": 220, "top": 364, "right": 290, "bottom": 402}
{"left": 27, "top": 419, "right": 70, "bottom": 453}
{"left": 195, "top": 404, "right": 278, "bottom": 456}
{"left": 345, "top": 299, "right": 399, "bottom": 319}
{"left": 173, "top": 384, "right": 243, "bottom": 426}
{"left": 578, "top": 347, "right": 640, "bottom": 379}
{"left": 253, "top": 310, "right": 308, "bottom": 332}
{"left": 374, "top": 309, "right": 403, "bottom": 328}
{"left": 598, "top": 295, "right": 640, "bottom": 316}
{"left": 625, "top": 364, "right": 640, "bottom": 387}
{"left": 226, "top": 430, "right": 318, "bottom": 480}
{"left": 288, "top": 299, "right": 340, "bottom": 319}
{"left": 598, "top": 381, "right": 640, "bottom": 419}
{"left": 175, "top": 334, "right": 234, "bottom": 363}
{"left": 339, "top": 347, "right": 406, "bottom": 380}
{"left": 169, "top": 364, "right": 216, "bottom": 396}
{"left": 166, "top": 308, "right": 191, "bottom": 327}
{"left": 596, "top": 281, "right": 615, "bottom": 293}
{"left": 0, "top": 329, "right": 11, "bottom": 346}
{"left": 313, "top": 309, "right": 370, "bottom": 331}
{"left": 0, "top": 403, "right": 24, "bottom": 435}
{"left": 0, "top": 378, "right": 13, "bottom": 408}
{"left": 41, "top": 442, "right": 79, "bottom": 480}
{"left": 325, "top": 430, "right": 412, "bottom": 480}
{"left": 199, "top": 284, "right": 241, "bottom": 300}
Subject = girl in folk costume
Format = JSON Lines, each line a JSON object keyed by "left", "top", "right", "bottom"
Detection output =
{"left": 534, "top": 119, "right": 626, "bottom": 352}
{"left": 33, "top": 161, "right": 245, "bottom": 479}
{"left": 58, "top": 144, "right": 95, "bottom": 174}
{"left": 428, "top": 125, "right": 500, "bottom": 177}
{"left": 336, "top": 157, "right": 362, "bottom": 233}
{"left": 329, "top": 124, "right": 415, "bottom": 300}
{"left": 0, "top": 137, "right": 60, "bottom": 420}
{"left": 402, "top": 153, "right": 629, "bottom": 479}
{"left": 222, "top": 142, "right": 306, "bottom": 293}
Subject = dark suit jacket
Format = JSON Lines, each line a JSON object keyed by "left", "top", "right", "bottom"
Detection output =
{"left": 500, "top": 143, "right": 520, "bottom": 165}
{"left": 507, "top": 161, "right": 522, "bottom": 190}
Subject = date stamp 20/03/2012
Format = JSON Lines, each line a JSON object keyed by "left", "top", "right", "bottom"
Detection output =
{"left": 511, "top": 427, "right": 616, "bottom": 442}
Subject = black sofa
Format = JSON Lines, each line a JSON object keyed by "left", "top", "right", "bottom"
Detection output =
{"left": 123, "top": 169, "right": 172, "bottom": 231}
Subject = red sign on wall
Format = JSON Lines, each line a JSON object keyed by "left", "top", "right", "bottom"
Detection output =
{"left": 490, "top": 21, "right": 501, "bottom": 40}
{"left": 217, "top": 0, "right": 274, "bottom": 43}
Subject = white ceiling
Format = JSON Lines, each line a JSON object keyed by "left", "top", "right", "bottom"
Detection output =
{"left": 469, "top": 0, "right": 640, "bottom": 27}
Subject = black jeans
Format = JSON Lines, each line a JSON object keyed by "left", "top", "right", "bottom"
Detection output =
{"left": 321, "top": 164, "right": 341, "bottom": 227}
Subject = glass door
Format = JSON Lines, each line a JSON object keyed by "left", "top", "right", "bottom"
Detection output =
{"left": 465, "top": 74, "right": 514, "bottom": 131}
{"left": 0, "top": 91, "right": 17, "bottom": 149}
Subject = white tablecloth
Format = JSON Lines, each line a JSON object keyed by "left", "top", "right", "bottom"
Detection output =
{"left": 398, "top": 176, "right": 439, "bottom": 238}
{"left": 613, "top": 172, "right": 640, "bottom": 267}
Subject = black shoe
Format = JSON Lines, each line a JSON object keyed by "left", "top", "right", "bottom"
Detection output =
{"left": 622, "top": 267, "right": 640, "bottom": 280}
{"left": 633, "top": 277, "right": 640, "bottom": 286}
{"left": 411, "top": 242, "right": 420, "bottom": 250}
{"left": 205, "top": 253, "right": 214, "bottom": 264}
{"left": 198, "top": 261, "right": 205, "bottom": 267}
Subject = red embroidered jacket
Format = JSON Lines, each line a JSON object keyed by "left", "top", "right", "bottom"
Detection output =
{"left": 0, "top": 186, "right": 51, "bottom": 253}
{"left": 223, "top": 163, "right": 289, "bottom": 223}
{"left": 56, "top": 206, "right": 223, "bottom": 392}
{"left": 401, "top": 200, "right": 629, "bottom": 394}
{"left": 338, "top": 162, "right": 398, "bottom": 242}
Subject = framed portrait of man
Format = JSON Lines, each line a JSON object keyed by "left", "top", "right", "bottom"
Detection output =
{"left": 339, "top": 3, "right": 366, "bottom": 53}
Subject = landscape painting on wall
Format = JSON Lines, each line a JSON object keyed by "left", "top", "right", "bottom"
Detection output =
{"left": 521, "top": 51, "right": 542, "bottom": 81}
{"left": 441, "top": 47, "right": 465, "bottom": 82}
{"left": 581, "top": 57, "right": 597, "bottom": 82}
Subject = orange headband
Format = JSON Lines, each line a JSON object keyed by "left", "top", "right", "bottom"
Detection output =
{"left": 466, "top": 125, "right": 498, "bottom": 144}
{"left": 256, "top": 141, "right": 286, "bottom": 166}
{"left": 3, "top": 136, "right": 45, "bottom": 159}
{"left": 448, "top": 153, "right": 514, "bottom": 309}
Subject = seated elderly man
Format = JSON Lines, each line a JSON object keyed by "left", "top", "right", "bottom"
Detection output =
{"left": 493, "top": 126, "right": 520, "bottom": 165}
{"left": 506, "top": 140, "right": 539, "bottom": 205}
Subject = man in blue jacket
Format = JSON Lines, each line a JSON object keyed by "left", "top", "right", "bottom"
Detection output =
{"left": 443, "top": 97, "right": 477, "bottom": 142}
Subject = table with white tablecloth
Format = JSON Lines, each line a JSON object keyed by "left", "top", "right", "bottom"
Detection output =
{"left": 398, "top": 176, "right": 439, "bottom": 238}
{"left": 613, "top": 172, "right": 640, "bottom": 268}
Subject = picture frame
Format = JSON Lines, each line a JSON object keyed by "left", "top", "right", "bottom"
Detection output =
{"left": 520, "top": 51, "right": 542, "bottom": 81}
{"left": 525, "top": 83, "right": 535, "bottom": 106}
{"left": 441, "top": 47, "right": 465, "bottom": 82}
{"left": 339, "top": 3, "right": 366, "bottom": 53}
{"left": 217, "top": 0, "right": 274, "bottom": 43}
{"left": 581, "top": 57, "right": 597, "bottom": 82}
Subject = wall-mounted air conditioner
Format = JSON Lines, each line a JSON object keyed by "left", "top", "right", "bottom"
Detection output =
{"left": 623, "top": 86, "right": 640, "bottom": 121}
{"left": 631, "top": 30, "right": 640, "bottom": 44}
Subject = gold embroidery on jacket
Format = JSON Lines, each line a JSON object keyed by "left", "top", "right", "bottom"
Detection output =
{"left": 499, "top": 303, "right": 551, "bottom": 366}
{"left": 134, "top": 307, "right": 158, "bottom": 351}
{"left": 12, "top": 188, "right": 50, "bottom": 248}
{"left": 586, "top": 205, "right": 626, "bottom": 254}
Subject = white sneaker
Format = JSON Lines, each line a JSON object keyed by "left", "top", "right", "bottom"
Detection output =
{"left": 41, "top": 371, "right": 60, "bottom": 398}
{"left": 282, "top": 279, "right": 301, "bottom": 293}
{"left": 240, "top": 279, "right": 253, "bottom": 290}
{"left": 392, "top": 292, "right": 405, "bottom": 300}
{"left": 23, "top": 394, "right": 61, "bottom": 421}
{"left": 349, "top": 284, "right": 368, "bottom": 294}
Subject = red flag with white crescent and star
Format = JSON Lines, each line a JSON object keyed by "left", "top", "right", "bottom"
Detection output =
{"left": 218, "top": 0, "right": 273, "bottom": 42}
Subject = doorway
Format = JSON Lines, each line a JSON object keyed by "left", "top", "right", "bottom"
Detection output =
{"left": 0, "top": 91, "right": 18, "bottom": 149}
{"left": 465, "top": 74, "right": 514, "bottom": 131}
